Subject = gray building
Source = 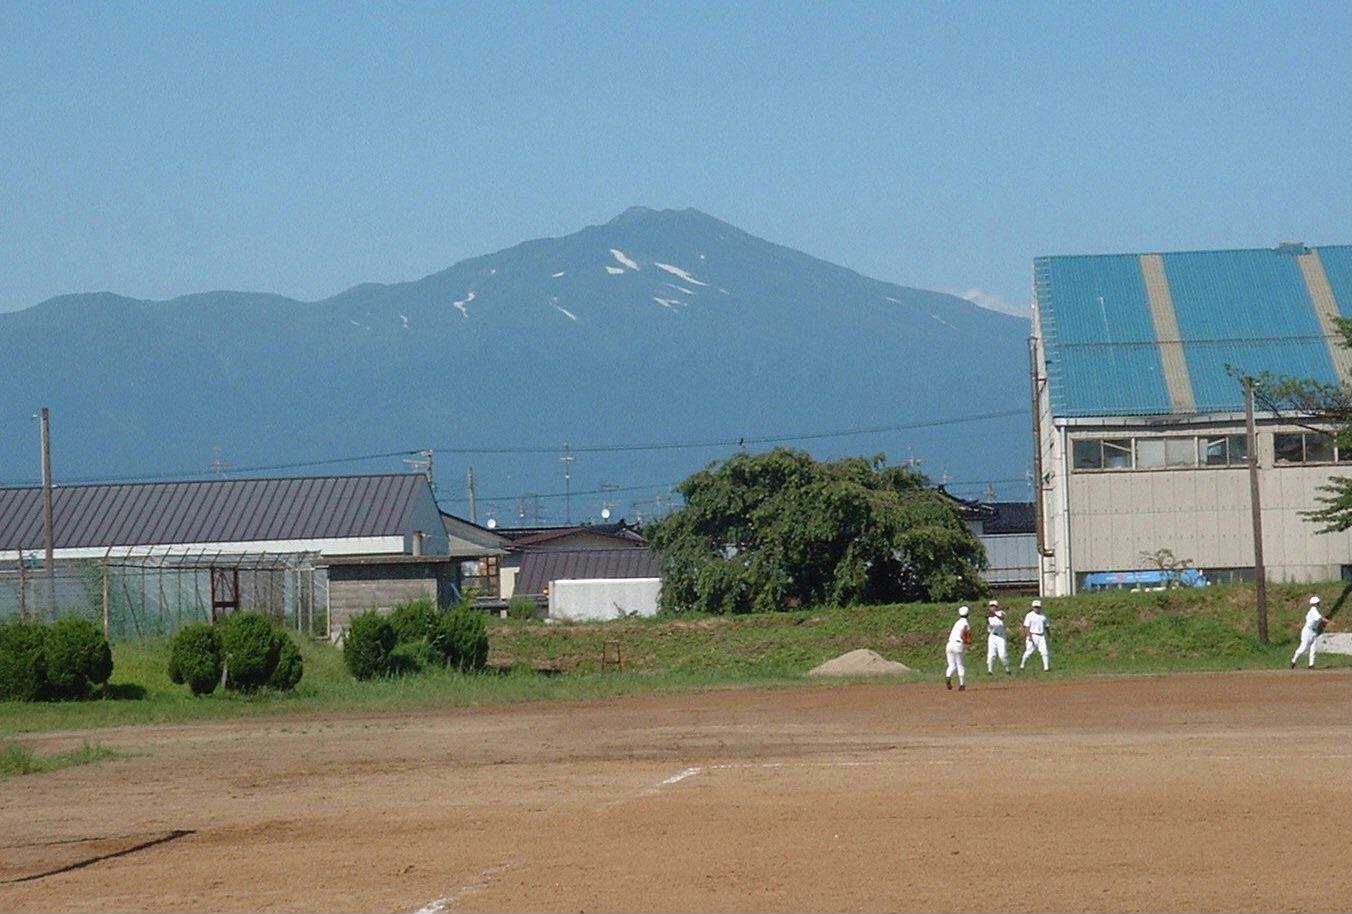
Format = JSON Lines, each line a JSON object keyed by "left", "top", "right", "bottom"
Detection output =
{"left": 1031, "top": 243, "right": 1352, "bottom": 595}
{"left": 961, "top": 501, "right": 1038, "bottom": 592}
{"left": 0, "top": 473, "right": 504, "bottom": 636}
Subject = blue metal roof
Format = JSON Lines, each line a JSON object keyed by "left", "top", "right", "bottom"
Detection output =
{"left": 1035, "top": 244, "right": 1352, "bottom": 417}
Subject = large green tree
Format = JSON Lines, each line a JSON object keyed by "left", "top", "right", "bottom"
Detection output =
{"left": 646, "top": 448, "right": 987, "bottom": 614}
{"left": 1253, "top": 316, "right": 1352, "bottom": 532}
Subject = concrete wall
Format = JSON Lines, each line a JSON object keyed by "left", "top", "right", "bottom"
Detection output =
{"left": 547, "top": 578, "right": 661, "bottom": 622}
{"left": 326, "top": 562, "right": 458, "bottom": 637}
{"left": 1041, "top": 418, "right": 1352, "bottom": 594}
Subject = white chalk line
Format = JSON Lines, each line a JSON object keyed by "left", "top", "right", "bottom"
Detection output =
{"left": 414, "top": 862, "right": 515, "bottom": 913}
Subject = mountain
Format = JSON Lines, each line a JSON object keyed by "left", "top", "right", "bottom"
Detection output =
{"left": 0, "top": 207, "right": 1032, "bottom": 523}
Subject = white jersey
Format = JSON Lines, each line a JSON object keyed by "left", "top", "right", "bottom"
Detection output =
{"left": 948, "top": 618, "right": 970, "bottom": 650}
{"left": 987, "top": 611, "right": 1006, "bottom": 638}
{"left": 1023, "top": 610, "right": 1048, "bottom": 636}
{"left": 1303, "top": 607, "right": 1323, "bottom": 634}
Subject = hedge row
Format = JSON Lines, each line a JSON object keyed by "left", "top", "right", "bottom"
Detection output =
{"left": 166, "top": 612, "right": 304, "bottom": 696}
{"left": 0, "top": 618, "right": 113, "bottom": 701}
{"left": 343, "top": 599, "right": 488, "bottom": 680}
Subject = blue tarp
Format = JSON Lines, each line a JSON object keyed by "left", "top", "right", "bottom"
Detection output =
{"left": 1082, "top": 569, "right": 1209, "bottom": 590}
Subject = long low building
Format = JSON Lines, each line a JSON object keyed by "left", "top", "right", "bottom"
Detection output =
{"left": 1031, "top": 242, "right": 1352, "bottom": 595}
{"left": 0, "top": 473, "right": 506, "bottom": 635}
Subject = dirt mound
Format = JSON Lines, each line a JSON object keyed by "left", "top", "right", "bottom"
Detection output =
{"left": 808, "top": 649, "right": 911, "bottom": 677}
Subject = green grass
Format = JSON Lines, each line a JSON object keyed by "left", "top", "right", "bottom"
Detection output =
{"left": 2, "top": 582, "right": 1347, "bottom": 735}
{"left": 0, "top": 740, "right": 124, "bottom": 777}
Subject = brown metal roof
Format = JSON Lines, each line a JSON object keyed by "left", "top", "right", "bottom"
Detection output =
{"left": 0, "top": 474, "right": 427, "bottom": 551}
{"left": 515, "top": 548, "right": 661, "bottom": 595}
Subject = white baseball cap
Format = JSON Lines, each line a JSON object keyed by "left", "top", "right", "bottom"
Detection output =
{"left": 958, "top": 606, "right": 970, "bottom": 617}
{"left": 987, "top": 599, "right": 999, "bottom": 606}
{"left": 1310, "top": 595, "right": 1321, "bottom": 605}
{"left": 1031, "top": 599, "right": 1043, "bottom": 608}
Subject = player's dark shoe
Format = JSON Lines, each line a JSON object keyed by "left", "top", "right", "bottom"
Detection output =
{"left": 958, "top": 684, "right": 965, "bottom": 691}
{"left": 1290, "top": 660, "right": 1296, "bottom": 669}
{"left": 945, "top": 677, "right": 952, "bottom": 690}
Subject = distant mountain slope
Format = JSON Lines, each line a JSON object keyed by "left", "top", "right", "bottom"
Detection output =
{"left": 0, "top": 207, "right": 1031, "bottom": 522}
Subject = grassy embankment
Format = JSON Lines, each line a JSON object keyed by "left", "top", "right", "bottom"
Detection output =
{"left": 2, "top": 581, "right": 1347, "bottom": 736}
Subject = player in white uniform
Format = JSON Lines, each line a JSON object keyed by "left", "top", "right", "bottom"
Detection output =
{"left": 1290, "top": 595, "right": 1332, "bottom": 669}
{"left": 945, "top": 605, "right": 973, "bottom": 691}
{"left": 1020, "top": 599, "right": 1050, "bottom": 672}
{"left": 985, "top": 599, "right": 1010, "bottom": 675}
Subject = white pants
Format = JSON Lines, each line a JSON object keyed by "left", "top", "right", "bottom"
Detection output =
{"left": 987, "top": 635, "right": 1008, "bottom": 672}
{"left": 944, "top": 646, "right": 966, "bottom": 685}
{"left": 1021, "top": 633, "right": 1049, "bottom": 670}
{"left": 1291, "top": 628, "right": 1319, "bottom": 667}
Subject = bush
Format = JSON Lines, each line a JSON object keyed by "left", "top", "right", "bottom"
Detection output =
{"left": 220, "top": 612, "right": 281, "bottom": 692}
{"left": 344, "top": 611, "right": 396, "bottom": 680}
{"left": 168, "top": 624, "right": 224, "bottom": 695}
{"left": 507, "top": 595, "right": 539, "bottom": 620}
{"left": 267, "top": 634, "right": 304, "bottom": 691}
{"left": 44, "top": 618, "right": 113, "bottom": 699}
{"left": 389, "top": 639, "right": 438, "bottom": 676}
{"left": 388, "top": 598, "right": 440, "bottom": 645}
{"left": 0, "top": 621, "right": 48, "bottom": 701}
{"left": 436, "top": 607, "right": 489, "bottom": 672}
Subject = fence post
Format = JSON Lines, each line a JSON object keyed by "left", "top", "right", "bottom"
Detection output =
{"left": 101, "top": 561, "right": 110, "bottom": 639}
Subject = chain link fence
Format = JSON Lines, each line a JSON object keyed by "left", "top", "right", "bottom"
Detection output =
{"left": 0, "top": 552, "right": 328, "bottom": 641}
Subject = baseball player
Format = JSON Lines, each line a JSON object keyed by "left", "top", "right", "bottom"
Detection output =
{"left": 1290, "top": 595, "right": 1333, "bottom": 669}
{"left": 1020, "top": 599, "right": 1050, "bottom": 672}
{"left": 945, "top": 605, "right": 973, "bottom": 691}
{"left": 985, "top": 599, "right": 1010, "bottom": 674}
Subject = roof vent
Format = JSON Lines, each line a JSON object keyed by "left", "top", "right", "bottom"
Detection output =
{"left": 1276, "top": 241, "right": 1308, "bottom": 255}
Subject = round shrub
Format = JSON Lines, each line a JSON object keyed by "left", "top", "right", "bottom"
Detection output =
{"left": 388, "top": 598, "right": 440, "bottom": 645}
{"left": 169, "top": 624, "right": 224, "bottom": 695}
{"left": 389, "top": 639, "right": 437, "bottom": 676}
{"left": 267, "top": 634, "right": 304, "bottom": 691}
{"left": 44, "top": 618, "right": 113, "bottom": 699}
{"left": 220, "top": 612, "right": 281, "bottom": 692}
{"left": 344, "top": 611, "right": 396, "bottom": 680}
{"left": 436, "top": 607, "right": 489, "bottom": 672}
{"left": 0, "top": 621, "right": 48, "bottom": 701}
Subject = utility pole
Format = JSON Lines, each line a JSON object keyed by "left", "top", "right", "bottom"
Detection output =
{"left": 560, "top": 442, "right": 575, "bottom": 524}
{"left": 1244, "top": 378, "right": 1269, "bottom": 644}
{"left": 39, "top": 407, "right": 55, "bottom": 620}
{"left": 466, "top": 466, "right": 478, "bottom": 524}
{"left": 405, "top": 449, "right": 435, "bottom": 493}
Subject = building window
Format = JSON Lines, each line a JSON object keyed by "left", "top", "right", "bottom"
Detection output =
{"left": 1072, "top": 439, "right": 1102, "bottom": 470}
{"left": 1274, "top": 431, "right": 1340, "bottom": 465}
{"left": 1103, "top": 439, "right": 1132, "bottom": 469}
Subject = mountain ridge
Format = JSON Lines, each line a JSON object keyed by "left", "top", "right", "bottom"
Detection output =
{"left": 1, "top": 208, "right": 1032, "bottom": 519}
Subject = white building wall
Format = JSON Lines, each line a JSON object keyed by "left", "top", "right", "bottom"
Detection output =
{"left": 547, "top": 578, "right": 661, "bottom": 621}
{"left": 1051, "top": 419, "right": 1352, "bottom": 593}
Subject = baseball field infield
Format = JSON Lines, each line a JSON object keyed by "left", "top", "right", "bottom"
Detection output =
{"left": 2, "top": 669, "right": 1348, "bottom": 913}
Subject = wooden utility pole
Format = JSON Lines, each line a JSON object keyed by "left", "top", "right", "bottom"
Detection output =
{"left": 1244, "top": 378, "right": 1268, "bottom": 644}
{"left": 467, "top": 466, "right": 478, "bottom": 524}
{"left": 40, "top": 406, "right": 56, "bottom": 621}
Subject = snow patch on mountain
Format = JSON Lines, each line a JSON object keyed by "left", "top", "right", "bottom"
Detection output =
{"left": 551, "top": 302, "right": 578, "bottom": 321}
{"left": 885, "top": 296, "right": 902, "bottom": 304}
{"left": 653, "top": 297, "right": 682, "bottom": 311}
{"left": 399, "top": 314, "right": 409, "bottom": 329}
{"left": 929, "top": 314, "right": 957, "bottom": 331}
{"left": 605, "top": 266, "right": 625, "bottom": 275}
{"left": 453, "top": 291, "right": 477, "bottom": 317}
{"left": 654, "top": 263, "right": 707, "bottom": 286}
{"left": 665, "top": 283, "right": 696, "bottom": 295}
{"left": 610, "top": 249, "right": 640, "bottom": 271}
{"left": 551, "top": 271, "right": 566, "bottom": 278}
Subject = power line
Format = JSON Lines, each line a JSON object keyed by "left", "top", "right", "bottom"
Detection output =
{"left": 424, "top": 408, "right": 1027, "bottom": 455}
{"left": 1, "top": 407, "right": 1028, "bottom": 487}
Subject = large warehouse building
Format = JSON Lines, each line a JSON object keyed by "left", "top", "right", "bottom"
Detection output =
{"left": 1031, "top": 243, "right": 1352, "bottom": 596}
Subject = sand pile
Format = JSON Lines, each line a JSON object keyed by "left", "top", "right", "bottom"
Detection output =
{"left": 808, "top": 649, "right": 911, "bottom": 677}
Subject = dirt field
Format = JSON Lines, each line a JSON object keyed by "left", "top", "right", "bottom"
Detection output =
{"left": 3, "top": 670, "right": 1349, "bottom": 913}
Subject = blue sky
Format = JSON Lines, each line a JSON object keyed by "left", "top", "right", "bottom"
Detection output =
{"left": 2, "top": 1, "right": 1348, "bottom": 315}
